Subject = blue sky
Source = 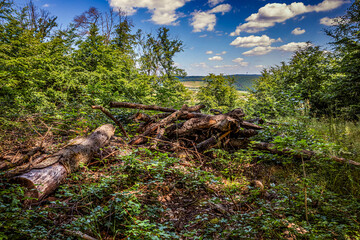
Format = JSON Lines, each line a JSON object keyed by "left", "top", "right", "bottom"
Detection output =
{"left": 14, "top": 0, "right": 352, "bottom": 75}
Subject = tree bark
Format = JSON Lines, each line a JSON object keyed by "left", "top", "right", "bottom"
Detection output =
{"left": 110, "top": 102, "right": 177, "bottom": 112}
{"left": 14, "top": 124, "right": 115, "bottom": 202}
{"left": 109, "top": 102, "right": 205, "bottom": 113}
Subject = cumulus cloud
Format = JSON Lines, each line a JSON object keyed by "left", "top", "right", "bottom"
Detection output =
{"left": 108, "top": 0, "right": 191, "bottom": 25}
{"left": 191, "top": 4, "right": 231, "bottom": 32}
{"left": 191, "top": 11, "right": 217, "bottom": 32}
{"left": 42, "top": 3, "right": 50, "bottom": 8}
{"left": 232, "top": 57, "right": 249, "bottom": 66}
{"left": 209, "top": 4, "right": 232, "bottom": 14}
{"left": 192, "top": 62, "right": 209, "bottom": 68}
{"left": 206, "top": 50, "right": 214, "bottom": 54}
{"left": 277, "top": 42, "right": 309, "bottom": 51}
{"left": 230, "top": 35, "right": 281, "bottom": 48}
{"left": 320, "top": 16, "right": 341, "bottom": 26}
{"left": 230, "top": 0, "right": 347, "bottom": 35}
{"left": 291, "top": 27, "right": 305, "bottom": 35}
{"left": 243, "top": 42, "right": 309, "bottom": 56}
{"left": 209, "top": 56, "right": 223, "bottom": 61}
{"left": 243, "top": 46, "right": 274, "bottom": 56}
{"left": 208, "top": 0, "right": 224, "bottom": 7}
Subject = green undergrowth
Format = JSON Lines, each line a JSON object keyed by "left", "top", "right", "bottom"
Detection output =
{"left": 1, "top": 113, "right": 360, "bottom": 239}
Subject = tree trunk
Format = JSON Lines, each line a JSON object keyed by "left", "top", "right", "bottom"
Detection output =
{"left": 109, "top": 102, "right": 205, "bottom": 113}
{"left": 14, "top": 124, "right": 115, "bottom": 202}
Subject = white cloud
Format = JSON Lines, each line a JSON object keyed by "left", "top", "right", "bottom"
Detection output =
{"left": 206, "top": 50, "right": 213, "bottom": 54}
{"left": 191, "top": 11, "right": 217, "bottom": 32}
{"left": 108, "top": 0, "right": 191, "bottom": 25}
{"left": 232, "top": 57, "right": 245, "bottom": 63}
{"left": 232, "top": 57, "right": 249, "bottom": 66}
{"left": 320, "top": 16, "right": 341, "bottom": 26}
{"left": 277, "top": 42, "right": 309, "bottom": 51}
{"left": 209, "top": 56, "right": 223, "bottom": 61}
{"left": 199, "top": 34, "right": 208, "bottom": 38}
{"left": 230, "top": 35, "right": 281, "bottom": 48}
{"left": 209, "top": 4, "right": 232, "bottom": 14}
{"left": 256, "top": 65, "right": 265, "bottom": 68}
{"left": 192, "top": 62, "right": 209, "bottom": 68}
{"left": 242, "top": 42, "right": 309, "bottom": 56}
{"left": 230, "top": 0, "right": 347, "bottom": 35}
{"left": 42, "top": 3, "right": 50, "bottom": 8}
{"left": 208, "top": 0, "right": 224, "bottom": 7}
{"left": 243, "top": 46, "right": 274, "bottom": 56}
{"left": 291, "top": 27, "right": 305, "bottom": 35}
{"left": 191, "top": 4, "right": 231, "bottom": 32}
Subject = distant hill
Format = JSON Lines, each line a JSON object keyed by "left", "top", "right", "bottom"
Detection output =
{"left": 178, "top": 74, "right": 260, "bottom": 91}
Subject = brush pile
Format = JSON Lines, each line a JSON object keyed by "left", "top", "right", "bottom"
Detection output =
{"left": 108, "top": 102, "right": 263, "bottom": 153}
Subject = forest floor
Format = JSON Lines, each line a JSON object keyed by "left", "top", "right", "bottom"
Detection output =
{"left": 1, "top": 111, "right": 360, "bottom": 239}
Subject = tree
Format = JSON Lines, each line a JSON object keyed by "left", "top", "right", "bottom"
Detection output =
{"left": 249, "top": 45, "right": 336, "bottom": 118}
{"left": 112, "top": 10, "right": 135, "bottom": 54}
{"left": 139, "top": 27, "right": 186, "bottom": 80}
{"left": 326, "top": 0, "right": 360, "bottom": 119}
{"left": 197, "top": 74, "right": 238, "bottom": 112}
{"left": 138, "top": 27, "right": 189, "bottom": 107}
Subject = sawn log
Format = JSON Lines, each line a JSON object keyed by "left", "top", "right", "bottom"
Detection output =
{"left": 14, "top": 124, "right": 115, "bottom": 202}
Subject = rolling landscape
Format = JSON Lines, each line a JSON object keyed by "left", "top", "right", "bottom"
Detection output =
{"left": 179, "top": 74, "right": 259, "bottom": 91}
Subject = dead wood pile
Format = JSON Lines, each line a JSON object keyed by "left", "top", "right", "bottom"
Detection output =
{"left": 107, "top": 102, "right": 262, "bottom": 154}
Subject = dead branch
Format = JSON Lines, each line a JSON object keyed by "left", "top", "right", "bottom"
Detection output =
{"left": 92, "top": 105, "right": 128, "bottom": 138}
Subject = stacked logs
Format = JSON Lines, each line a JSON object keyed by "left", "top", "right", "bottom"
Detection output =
{"left": 108, "top": 102, "right": 262, "bottom": 153}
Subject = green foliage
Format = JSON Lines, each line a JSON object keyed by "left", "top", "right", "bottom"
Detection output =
{"left": 197, "top": 73, "right": 238, "bottom": 112}
{"left": 139, "top": 27, "right": 190, "bottom": 108}
{"left": 0, "top": 4, "right": 190, "bottom": 118}
{"left": 249, "top": 0, "right": 360, "bottom": 120}
{"left": 0, "top": 177, "right": 50, "bottom": 239}
{"left": 248, "top": 45, "right": 336, "bottom": 118}
{"left": 325, "top": 0, "right": 360, "bottom": 119}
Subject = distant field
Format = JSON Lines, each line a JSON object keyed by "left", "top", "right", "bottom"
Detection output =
{"left": 182, "top": 81, "right": 206, "bottom": 89}
{"left": 178, "top": 74, "right": 260, "bottom": 91}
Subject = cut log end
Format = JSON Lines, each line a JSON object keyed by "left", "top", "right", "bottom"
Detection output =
{"left": 14, "top": 163, "right": 68, "bottom": 202}
{"left": 14, "top": 124, "right": 115, "bottom": 203}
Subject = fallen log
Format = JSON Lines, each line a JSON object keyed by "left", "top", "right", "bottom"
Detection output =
{"left": 13, "top": 124, "right": 115, "bottom": 202}
{"left": 110, "top": 102, "right": 177, "bottom": 112}
{"left": 172, "top": 114, "right": 239, "bottom": 136}
{"left": 110, "top": 102, "right": 205, "bottom": 113}
{"left": 129, "top": 110, "right": 184, "bottom": 145}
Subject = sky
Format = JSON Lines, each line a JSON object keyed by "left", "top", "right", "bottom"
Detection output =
{"left": 13, "top": 0, "right": 353, "bottom": 76}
